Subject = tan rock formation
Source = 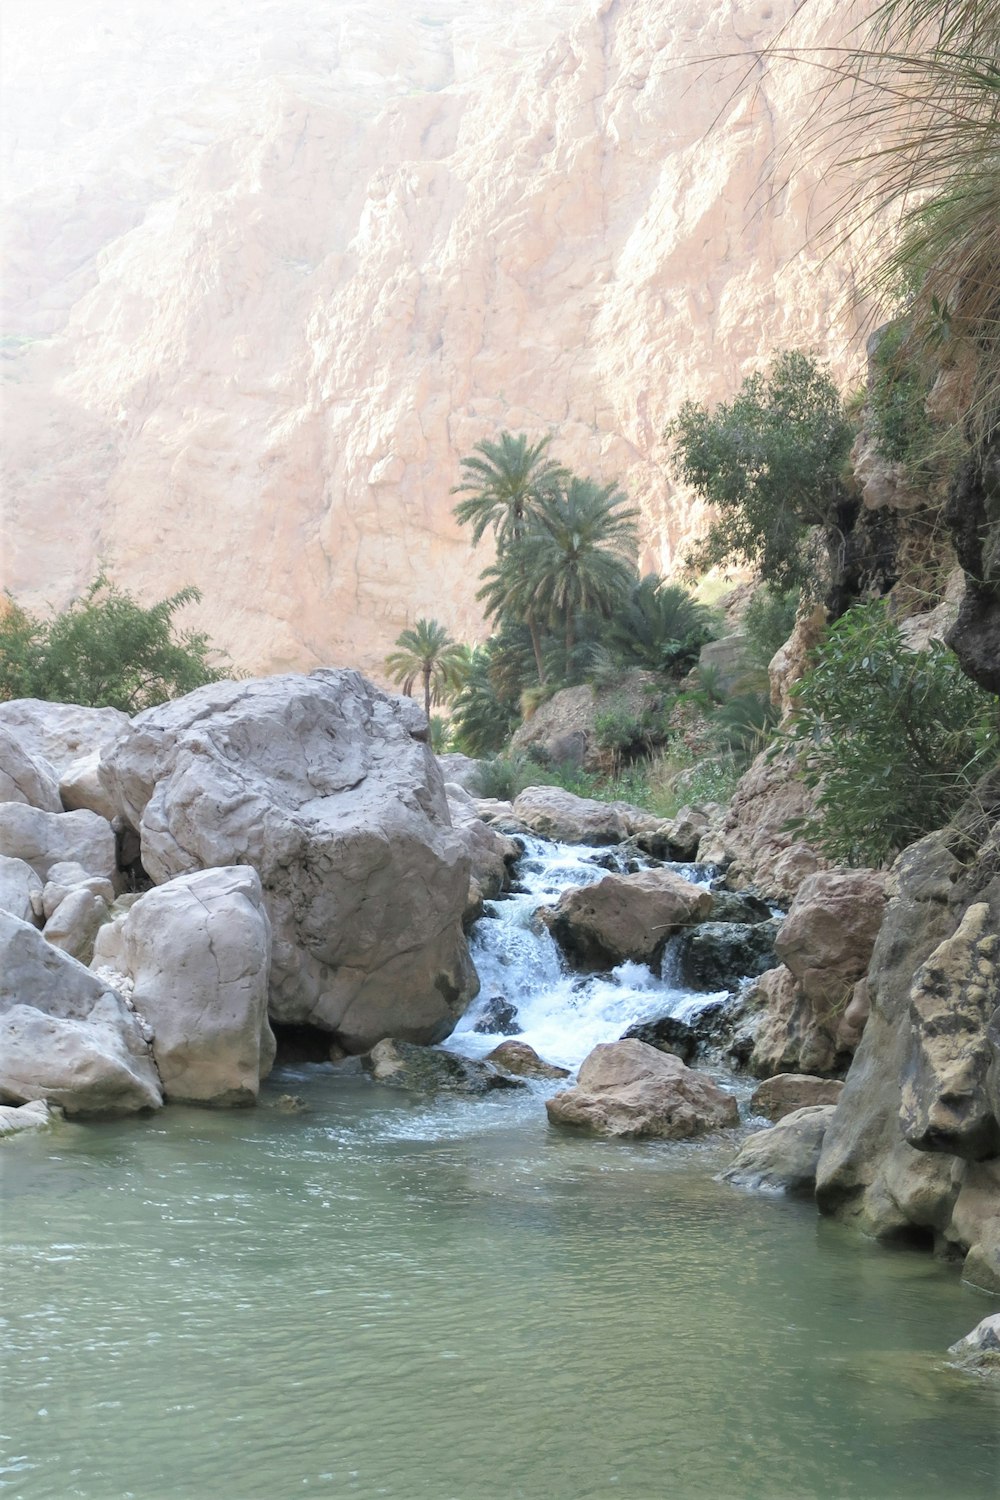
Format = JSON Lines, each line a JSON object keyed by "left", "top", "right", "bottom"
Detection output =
{"left": 2, "top": 0, "right": 873, "bottom": 677}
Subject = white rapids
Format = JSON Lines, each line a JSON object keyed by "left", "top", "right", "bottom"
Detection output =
{"left": 450, "top": 835, "right": 732, "bottom": 1072}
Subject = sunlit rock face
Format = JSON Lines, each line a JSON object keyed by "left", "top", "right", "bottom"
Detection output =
{"left": 2, "top": 0, "right": 871, "bottom": 675}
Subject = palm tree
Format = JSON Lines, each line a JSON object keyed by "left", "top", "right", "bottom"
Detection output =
{"left": 475, "top": 544, "right": 551, "bottom": 684}
{"left": 452, "top": 431, "right": 571, "bottom": 685}
{"left": 451, "top": 431, "right": 567, "bottom": 549}
{"left": 600, "top": 575, "right": 717, "bottom": 676}
{"left": 384, "top": 618, "right": 466, "bottom": 722}
{"left": 526, "top": 478, "right": 640, "bottom": 660}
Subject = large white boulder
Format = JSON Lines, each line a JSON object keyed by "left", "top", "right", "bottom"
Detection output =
{"left": 0, "top": 855, "right": 43, "bottom": 925}
{"left": 0, "top": 911, "right": 162, "bottom": 1116}
{"left": 97, "top": 671, "right": 476, "bottom": 1051}
{"left": 0, "top": 723, "right": 62, "bottom": 812}
{"left": 0, "top": 700, "right": 130, "bottom": 778}
{"left": 0, "top": 803, "right": 117, "bottom": 884}
{"left": 93, "top": 866, "right": 275, "bottom": 1106}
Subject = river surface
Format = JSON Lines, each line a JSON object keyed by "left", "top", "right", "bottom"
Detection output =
{"left": 3, "top": 839, "right": 999, "bottom": 1500}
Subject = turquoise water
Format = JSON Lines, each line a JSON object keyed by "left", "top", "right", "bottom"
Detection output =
{"left": 2, "top": 1067, "right": 999, "bottom": 1500}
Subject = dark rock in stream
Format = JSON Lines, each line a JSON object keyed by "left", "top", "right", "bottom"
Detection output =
{"left": 472, "top": 995, "right": 523, "bottom": 1036}
{"left": 723, "top": 1104, "right": 837, "bottom": 1194}
{"left": 675, "top": 919, "right": 781, "bottom": 992}
{"left": 708, "top": 889, "right": 774, "bottom": 925}
{"left": 361, "top": 1038, "right": 526, "bottom": 1095}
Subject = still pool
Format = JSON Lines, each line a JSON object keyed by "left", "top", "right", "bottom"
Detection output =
{"left": 2, "top": 1066, "right": 999, "bottom": 1500}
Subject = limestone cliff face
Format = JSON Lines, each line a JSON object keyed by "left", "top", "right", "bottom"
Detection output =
{"left": 2, "top": 0, "right": 870, "bottom": 676}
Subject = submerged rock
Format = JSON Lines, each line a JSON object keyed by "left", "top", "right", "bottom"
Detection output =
{"left": 947, "top": 1315, "right": 1000, "bottom": 1377}
{"left": 485, "top": 1041, "right": 569, "bottom": 1079}
{"left": 545, "top": 1039, "right": 738, "bottom": 1139}
{"left": 472, "top": 995, "right": 523, "bottom": 1036}
{"left": 0, "top": 1099, "right": 64, "bottom": 1139}
{"left": 550, "top": 868, "right": 712, "bottom": 970}
{"left": 675, "top": 918, "right": 780, "bottom": 992}
{"left": 361, "top": 1039, "right": 525, "bottom": 1095}
{"left": 723, "top": 1105, "right": 836, "bottom": 1194}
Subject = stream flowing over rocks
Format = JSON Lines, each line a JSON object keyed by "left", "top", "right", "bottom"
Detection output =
{"left": 2, "top": 679, "right": 1000, "bottom": 1374}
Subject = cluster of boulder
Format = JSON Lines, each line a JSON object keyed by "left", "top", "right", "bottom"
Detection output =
{"left": 0, "top": 673, "right": 510, "bottom": 1118}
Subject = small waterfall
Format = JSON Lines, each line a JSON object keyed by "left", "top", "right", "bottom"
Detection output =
{"left": 451, "top": 835, "right": 731, "bottom": 1071}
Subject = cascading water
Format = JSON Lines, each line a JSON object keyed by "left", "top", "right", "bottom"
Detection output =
{"left": 451, "top": 835, "right": 734, "bottom": 1073}
{"left": 5, "top": 834, "right": 1000, "bottom": 1500}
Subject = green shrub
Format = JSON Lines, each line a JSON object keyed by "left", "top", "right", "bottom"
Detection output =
{"left": 787, "top": 601, "right": 999, "bottom": 865}
{"left": 0, "top": 574, "right": 228, "bottom": 712}
{"left": 742, "top": 586, "right": 800, "bottom": 670}
{"left": 469, "top": 754, "right": 537, "bottom": 801}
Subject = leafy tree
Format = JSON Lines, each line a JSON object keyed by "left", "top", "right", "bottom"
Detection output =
{"left": 384, "top": 617, "right": 466, "bottom": 721}
{"left": 786, "top": 601, "right": 999, "bottom": 865}
{"left": 668, "top": 351, "right": 854, "bottom": 594}
{"left": 0, "top": 574, "right": 227, "bottom": 711}
{"left": 525, "top": 477, "right": 639, "bottom": 660}
{"left": 597, "top": 574, "right": 716, "bottom": 676}
{"left": 742, "top": 586, "right": 801, "bottom": 670}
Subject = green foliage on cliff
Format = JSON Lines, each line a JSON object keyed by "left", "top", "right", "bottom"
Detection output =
{"left": 786, "top": 601, "right": 999, "bottom": 865}
{"left": 667, "top": 351, "right": 853, "bottom": 593}
{"left": 0, "top": 573, "right": 228, "bottom": 712}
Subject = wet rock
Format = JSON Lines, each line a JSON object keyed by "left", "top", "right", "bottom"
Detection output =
{"left": 485, "top": 1041, "right": 569, "bottom": 1079}
{"left": 545, "top": 1039, "right": 738, "bottom": 1139}
{"left": 621, "top": 1014, "right": 701, "bottom": 1063}
{"left": 0, "top": 1098, "right": 64, "bottom": 1138}
{"left": 266, "top": 1094, "right": 309, "bottom": 1113}
{"left": 708, "top": 889, "right": 773, "bottom": 925}
{"left": 472, "top": 996, "right": 522, "bottom": 1036}
{"left": 511, "top": 786, "right": 631, "bottom": 845}
{"left": 361, "top": 1038, "right": 525, "bottom": 1094}
{"left": 675, "top": 918, "right": 780, "bottom": 992}
{"left": 550, "top": 868, "right": 713, "bottom": 970}
{"left": 92, "top": 866, "right": 275, "bottom": 1107}
{"left": 96, "top": 671, "right": 477, "bottom": 1052}
{"left": 723, "top": 1105, "right": 836, "bottom": 1193}
{"left": 751, "top": 1073, "right": 845, "bottom": 1122}
{"left": 947, "top": 1315, "right": 1000, "bottom": 1377}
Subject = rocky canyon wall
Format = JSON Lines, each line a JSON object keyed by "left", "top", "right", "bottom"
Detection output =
{"left": 2, "top": 0, "right": 874, "bottom": 677}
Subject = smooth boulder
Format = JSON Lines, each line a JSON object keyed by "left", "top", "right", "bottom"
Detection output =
{"left": 0, "top": 724, "right": 62, "bottom": 812}
{"left": 751, "top": 1073, "right": 845, "bottom": 1122}
{"left": 511, "top": 786, "right": 631, "bottom": 845}
{"left": 0, "top": 700, "right": 130, "bottom": 777}
{"left": 0, "top": 803, "right": 117, "bottom": 885}
{"left": 0, "top": 1099, "right": 64, "bottom": 1139}
{"left": 93, "top": 866, "right": 275, "bottom": 1106}
{"left": 0, "top": 855, "right": 43, "bottom": 925}
{"left": 485, "top": 1040, "right": 569, "bottom": 1079}
{"left": 0, "top": 911, "right": 162, "bottom": 1116}
{"left": 722, "top": 1105, "right": 836, "bottom": 1193}
{"left": 550, "top": 869, "right": 713, "bottom": 970}
{"left": 96, "top": 671, "right": 476, "bottom": 1052}
{"left": 545, "top": 1039, "right": 739, "bottom": 1139}
{"left": 947, "top": 1315, "right": 1000, "bottom": 1376}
